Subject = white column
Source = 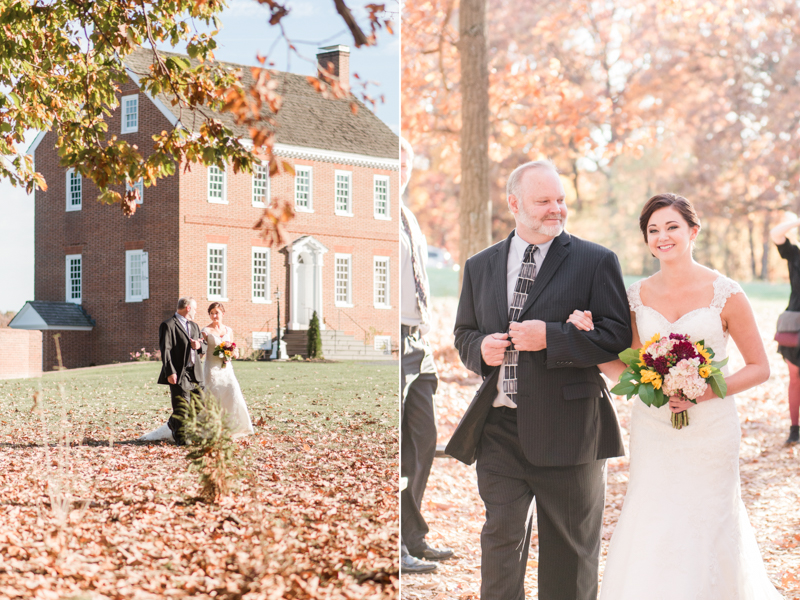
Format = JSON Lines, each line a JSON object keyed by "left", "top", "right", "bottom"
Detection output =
{"left": 289, "top": 248, "right": 301, "bottom": 330}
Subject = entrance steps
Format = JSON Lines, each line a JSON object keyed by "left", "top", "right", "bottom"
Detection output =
{"left": 281, "top": 329, "right": 392, "bottom": 361}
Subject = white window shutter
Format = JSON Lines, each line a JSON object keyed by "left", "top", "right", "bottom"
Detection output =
{"left": 125, "top": 252, "right": 132, "bottom": 302}
{"left": 141, "top": 252, "right": 149, "bottom": 300}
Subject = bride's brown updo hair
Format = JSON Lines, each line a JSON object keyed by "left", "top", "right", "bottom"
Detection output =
{"left": 639, "top": 193, "right": 701, "bottom": 242}
{"left": 208, "top": 302, "right": 226, "bottom": 314}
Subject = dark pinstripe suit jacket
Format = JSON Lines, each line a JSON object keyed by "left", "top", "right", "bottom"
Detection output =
{"left": 445, "top": 230, "right": 631, "bottom": 466}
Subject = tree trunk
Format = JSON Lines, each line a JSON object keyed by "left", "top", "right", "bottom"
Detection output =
{"left": 760, "top": 211, "right": 772, "bottom": 280}
{"left": 458, "top": 0, "right": 490, "bottom": 290}
{"left": 747, "top": 217, "right": 757, "bottom": 279}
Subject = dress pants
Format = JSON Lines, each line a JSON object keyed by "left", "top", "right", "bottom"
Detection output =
{"left": 401, "top": 325, "right": 439, "bottom": 553}
{"left": 167, "top": 374, "right": 204, "bottom": 445}
{"left": 477, "top": 406, "right": 606, "bottom": 600}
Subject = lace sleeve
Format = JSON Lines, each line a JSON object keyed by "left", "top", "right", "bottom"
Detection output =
{"left": 710, "top": 276, "right": 744, "bottom": 312}
{"left": 626, "top": 280, "right": 643, "bottom": 312}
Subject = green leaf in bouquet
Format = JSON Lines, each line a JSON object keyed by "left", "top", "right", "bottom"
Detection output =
{"left": 619, "top": 370, "right": 637, "bottom": 383}
{"left": 651, "top": 387, "right": 667, "bottom": 408}
{"left": 610, "top": 381, "right": 637, "bottom": 397}
{"left": 711, "top": 357, "right": 729, "bottom": 369}
{"left": 709, "top": 372, "right": 727, "bottom": 399}
{"left": 618, "top": 348, "right": 640, "bottom": 366}
{"left": 639, "top": 383, "right": 655, "bottom": 407}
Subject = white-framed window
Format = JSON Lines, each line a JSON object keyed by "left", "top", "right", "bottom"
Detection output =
{"left": 125, "top": 250, "right": 149, "bottom": 302}
{"left": 208, "top": 165, "right": 227, "bottom": 204}
{"left": 207, "top": 244, "right": 227, "bottom": 300}
{"left": 66, "top": 168, "right": 82, "bottom": 211}
{"left": 252, "top": 247, "right": 270, "bottom": 302}
{"left": 65, "top": 254, "right": 82, "bottom": 304}
{"left": 121, "top": 94, "right": 139, "bottom": 134}
{"left": 373, "top": 175, "right": 390, "bottom": 219}
{"left": 252, "top": 332, "right": 272, "bottom": 351}
{"left": 373, "top": 256, "right": 391, "bottom": 308}
{"left": 334, "top": 253, "right": 352, "bottom": 306}
{"left": 294, "top": 166, "right": 313, "bottom": 211}
{"left": 126, "top": 178, "right": 144, "bottom": 204}
{"left": 335, "top": 170, "right": 353, "bottom": 216}
{"left": 252, "top": 163, "right": 269, "bottom": 207}
{"left": 374, "top": 335, "right": 392, "bottom": 354}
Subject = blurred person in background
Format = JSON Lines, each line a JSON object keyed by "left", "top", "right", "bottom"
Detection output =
{"left": 400, "top": 136, "right": 454, "bottom": 574}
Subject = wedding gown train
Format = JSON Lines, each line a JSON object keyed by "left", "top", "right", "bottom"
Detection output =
{"left": 140, "top": 326, "right": 254, "bottom": 441}
{"left": 598, "top": 275, "right": 782, "bottom": 600}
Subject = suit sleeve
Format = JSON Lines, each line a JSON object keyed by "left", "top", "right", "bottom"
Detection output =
{"left": 160, "top": 321, "right": 177, "bottom": 378}
{"left": 545, "top": 251, "right": 632, "bottom": 369}
{"left": 453, "top": 259, "right": 492, "bottom": 376}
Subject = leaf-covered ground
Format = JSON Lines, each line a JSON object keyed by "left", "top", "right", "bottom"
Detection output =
{"left": 402, "top": 297, "right": 800, "bottom": 600}
{"left": 0, "top": 360, "right": 399, "bottom": 600}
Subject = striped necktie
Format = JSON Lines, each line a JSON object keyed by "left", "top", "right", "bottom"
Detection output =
{"left": 401, "top": 208, "right": 430, "bottom": 324}
{"left": 503, "top": 244, "right": 537, "bottom": 402}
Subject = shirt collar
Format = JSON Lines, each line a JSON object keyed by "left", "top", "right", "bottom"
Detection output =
{"left": 511, "top": 230, "right": 555, "bottom": 257}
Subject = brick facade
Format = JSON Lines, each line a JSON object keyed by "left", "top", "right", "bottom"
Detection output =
{"left": 0, "top": 329, "right": 42, "bottom": 380}
{"left": 32, "top": 73, "right": 398, "bottom": 370}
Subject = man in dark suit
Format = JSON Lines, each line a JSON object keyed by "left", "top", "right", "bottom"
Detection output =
{"left": 158, "top": 296, "right": 205, "bottom": 445}
{"left": 446, "top": 161, "right": 631, "bottom": 600}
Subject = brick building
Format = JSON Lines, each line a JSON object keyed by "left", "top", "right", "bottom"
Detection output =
{"left": 15, "top": 46, "right": 399, "bottom": 370}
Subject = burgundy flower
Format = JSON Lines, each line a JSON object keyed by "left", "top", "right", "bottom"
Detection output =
{"left": 672, "top": 340, "right": 698, "bottom": 361}
{"left": 653, "top": 356, "right": 670, "bottom": 375}
{"left": 643, "top": 354, "right": 655, "bottom": 367}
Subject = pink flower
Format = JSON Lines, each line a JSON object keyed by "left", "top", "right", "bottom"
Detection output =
{"left": 662, "top": 358, "right": 708, "bottom": 399}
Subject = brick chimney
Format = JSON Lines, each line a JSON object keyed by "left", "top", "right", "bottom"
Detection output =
{"left": 317, "top": 45, "right": 350, "bottom": 88}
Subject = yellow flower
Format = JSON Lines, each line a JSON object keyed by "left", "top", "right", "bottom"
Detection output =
{"left": 695, "top": 343, "right": 711, "bottom": 363}
{"left": 699, "top": 365, "right": 711, "bottom": 378}
{"left": 640, "top": 369, "right": 662, "bottom": 389}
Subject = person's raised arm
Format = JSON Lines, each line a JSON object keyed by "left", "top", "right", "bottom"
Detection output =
{"left": 770, "top": 217, "right": 800, "bottom": 246}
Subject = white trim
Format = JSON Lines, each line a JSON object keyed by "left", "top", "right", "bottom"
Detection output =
{"left": 334, "top": 169, "right": 353, "bottom": 216}
{"left": 252, "top": 163, "right": 269, "bottom": 207}
{"left": 126, "top": 178, "right": 144, "bottom": 204}
{"left": 373, "top": 174, "right": 391, "bottom": 220}
{"left": 207, "top": 243, "right": 227, "bottom": 300}
{"left": 251, "top": 247, "right": 271, "bottom": 303}
{"left": 66, "top": 168, "right": 82, "bottom": 211}
{"left": 294, "top": 165, "right": 313, "bottom": 212}
{"left": 273, "top": 143, "right": 399, "bottom": 171}
{"left": 66, "top": 254, "right": 82, "bottom": 304}
{"left": 123, "top": 66, "right": 181, "bottom": 128}
{"left": 207, "top": 165, "right": 227, "bottom": 204}
{"left": 121, "top": 94, "right": 139, "bottom": 134}
{"left": 334, "top": 253, "right": 353, "bottom": 307}
{"left": 373, "top": 255, "right": 391, "bottom": 309}
{"left": 287, "top": 236, "right": 328, "bottom": 330}
{"left": 27, "top": 131, "right": 46, "bottom": 156}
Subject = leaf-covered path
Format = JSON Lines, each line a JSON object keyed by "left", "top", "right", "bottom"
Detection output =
{"left": 401, "top": 298, "right": 800, "bottom": 600}
{"left": 0, "top": 360, "right": 399, "bottom": 600}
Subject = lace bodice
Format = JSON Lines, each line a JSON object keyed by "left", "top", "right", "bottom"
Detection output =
{"left": 203, "top": 326, "right": 232, "bottom": 368}
{"left": 627, "top": 275, "right": 743, "bottom": 374}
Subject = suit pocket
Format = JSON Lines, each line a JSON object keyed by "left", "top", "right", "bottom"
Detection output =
{"left": 561, "top": 382, "right": 602, "bottom": 401}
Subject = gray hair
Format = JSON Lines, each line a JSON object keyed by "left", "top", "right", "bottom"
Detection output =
{"left": 177, "top": 297, "right": 195, "bottom": 311}
{"left": 506, "top": 160, "right": 559, "bottom": 201}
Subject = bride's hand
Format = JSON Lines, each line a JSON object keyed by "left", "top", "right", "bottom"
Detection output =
{"left": 667, "top": 396, "right": 695, "bottom": 413}
{"left": 567, "top": 310, "right": 594, "bottom": 331}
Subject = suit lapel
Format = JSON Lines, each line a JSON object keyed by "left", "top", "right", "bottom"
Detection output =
{"left": 492, "top": 232, "right": 515, "bottom": 328}
{"left": 518, "top": 231, "right": 571, "bottom": 316}
{"left": 173, "top": 315, "right": 190, "bottom": 343}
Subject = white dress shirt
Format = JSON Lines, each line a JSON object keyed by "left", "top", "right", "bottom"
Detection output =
{"left": 401, "top": 203, "right": 432, "bottom": 335}
{"left": 493, "top": 233, "right": 555, "bottom": 408}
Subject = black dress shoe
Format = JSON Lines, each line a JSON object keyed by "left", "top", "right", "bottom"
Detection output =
{"left": 787, "top": 425, "right": 800, "bottom": 444}
{"left": 401, "top": 552, "right": 437, "bottom": 574}
{"left": 409, "top": 543, "right": 455, "bottom": 561}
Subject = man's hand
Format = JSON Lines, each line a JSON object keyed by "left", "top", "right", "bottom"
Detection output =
{"left": 167, "top": 374, "right": 178, "bottom": 385}
{"left": 190, "top": 339, "right": 202, "bottom": 350}
{"left": 481, "top": 333, "right": 510, "bottom": 366}
{"left": 508, "top": 320, "right": 547, "bottom": 351}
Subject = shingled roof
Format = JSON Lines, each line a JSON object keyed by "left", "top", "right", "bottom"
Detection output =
{"left": 9, "top": 301, "right": 96, "bottom": 331}
{"left": 123, "top": 48, "right": 398, "bottom": 160}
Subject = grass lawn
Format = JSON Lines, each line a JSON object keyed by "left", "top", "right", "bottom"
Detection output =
{"left": 0, "top": 360, "right": 399, "bottom": 599}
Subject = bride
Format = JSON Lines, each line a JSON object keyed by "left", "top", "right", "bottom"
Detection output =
{"left": 140, "top": 302, "right": 254, "bottom": 441}
{"left": 200, "top": 302, "right": 254, "bottom": 439}
{"left": 567, "top": 193, "right": 781, "bottom": 599}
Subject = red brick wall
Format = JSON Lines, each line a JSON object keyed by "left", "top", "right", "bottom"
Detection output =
{"left": 177, "top": 158, "right": 398, "bottom": 349}
{"left": 34, "top": 80, "right": 180, "bottom": 369}
{"left": 0, "top": 329, "right": 42, "bottom": 380}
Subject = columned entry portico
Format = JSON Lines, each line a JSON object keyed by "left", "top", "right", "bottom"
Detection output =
{"left": 286, "top": 236, "right": 328, "bottom": 330}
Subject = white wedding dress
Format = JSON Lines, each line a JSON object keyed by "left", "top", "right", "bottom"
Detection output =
{"left": 599, "top": 275, "right": 782, "bottom": 600}
{"left": 139, "top": 326, "right": 254, "bottom": 441}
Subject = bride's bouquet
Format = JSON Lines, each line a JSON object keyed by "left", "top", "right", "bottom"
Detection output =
{"left": 213, "top": 341, "right": 236, "bottom": 368}
{"left": 610, "top": 333, "right": 728, "bottom": 429}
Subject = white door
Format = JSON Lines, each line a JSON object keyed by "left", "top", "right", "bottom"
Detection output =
{"left": 296, "top": 253, "right": 313, "bottom": 328}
